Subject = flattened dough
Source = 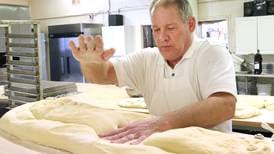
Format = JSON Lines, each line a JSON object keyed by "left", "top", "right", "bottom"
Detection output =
{"left": 234, "top": 107, "right": 261, "bottom": 119}
{"left": 117, "top": 98, "right": 146, "bottom": 109}
{"left": 237, "top": 95, "right": 265, "bottom": 109}
{"left": 264, "top": 98, "right": 274, "bottom": 111}
{"left": 30, "top": 98, "right": 149, "bottom": 134}
{"left": 265, "top": 104, "right": 274, "bottom": 111}
{"left": 0, "top": 98, "right": 169, "bottom": 154}
{"left": 0, "top": 98, "right": 271, "bottom": 154}
{"left": 142, "top": 127, "right": 271, "bottom": 154}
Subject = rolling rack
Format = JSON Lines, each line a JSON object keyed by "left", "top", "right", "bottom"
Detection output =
{"left": 0, "top": 20, "right": 42, "bottom": 108}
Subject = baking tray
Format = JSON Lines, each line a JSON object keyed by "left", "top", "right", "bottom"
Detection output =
{"left": 8, "top": 43, "right": 36, "bottom": 48}
{"left": 7, "top": 60, "right": 38, "bottom": 67}
{"left": 7, "top": 69, "right": 38, "bottom": 76}
{"left": 9, "top": 77, "right": 39, "bottom": 85}
{"left": 7, "top": 81, "right": 77, "bottom": 99}
{"left": 7, "top": 51, "right": 37, "bottom": 57}
{"left": 7, "top": 34, "right": 35, "bottom": 39}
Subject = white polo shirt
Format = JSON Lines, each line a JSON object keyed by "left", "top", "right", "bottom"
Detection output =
{"left": 113, "top": 37, "right": 237, "bottom": 132}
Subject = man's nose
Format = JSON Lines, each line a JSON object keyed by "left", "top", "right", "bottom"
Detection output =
{"left": 158, "top": 31, "right": 168, "bottom": 42}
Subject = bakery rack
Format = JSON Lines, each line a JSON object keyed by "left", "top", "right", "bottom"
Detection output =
{"left": 0, "top": 20, "right": 42, "bottom": 108}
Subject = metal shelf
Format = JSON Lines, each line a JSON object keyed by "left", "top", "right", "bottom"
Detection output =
{"left": 6, "top": 51, "right": 37, "bottom": 57}
{"left": 7, "top": 60, "right": 38, "bottom": 67}
{"left": 8, "top": 43, "right": 36, "bottom": 48}
{"left": 8, "top": 85, "right": 39, "bottom": 94}
{"left": 9, "top": 77, "right": 39, "bottom": 85}
{"left": 1, "top": 21, "right": 43, "bottom": 108}
{"left": 7, "top": 69, "right": 38, "bottom": 76}
{"left": 7, "top": 34, "right": 35, "bottom": 39}
{"left": 236, "top": 73, "right": 274, "bottom": 78}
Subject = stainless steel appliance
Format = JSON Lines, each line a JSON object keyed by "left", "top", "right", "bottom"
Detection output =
{"left": 48, "top": 23, "right": 102, "bottom": 82}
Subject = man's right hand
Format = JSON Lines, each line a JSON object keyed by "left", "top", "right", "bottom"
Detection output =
{"left": 69, "top": 35, "right": 115, "bottom": 64}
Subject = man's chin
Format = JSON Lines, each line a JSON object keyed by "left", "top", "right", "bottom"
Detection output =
{"left": 160, "top": 54, "right": 175, "bottom": 61}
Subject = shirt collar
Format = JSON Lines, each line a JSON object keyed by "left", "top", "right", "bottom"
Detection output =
{"left": 176, "top": 35, "right": 199, "bottom": 64}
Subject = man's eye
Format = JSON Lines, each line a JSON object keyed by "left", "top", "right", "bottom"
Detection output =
{"left": 153, "top": 29, "right": 160, "bottom": 32}
{"left": 168, "top": 27, "right": 175, "bottom": 30}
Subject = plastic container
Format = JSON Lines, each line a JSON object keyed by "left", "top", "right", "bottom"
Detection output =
{"left": 256, "top": 83, "right": 272, "bottom": 96}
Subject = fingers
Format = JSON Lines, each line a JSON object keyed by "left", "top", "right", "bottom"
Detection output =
{"left": 78, "top": 35, "right": 87, "bottom": 51}
{"left": 99, "top": 126, "right": 128, "bottom": 138}
{"left": 106, "top": 132, "right": 145, "bottom": 144}
{"left": 94, "top": 35, "right": 103, "bottom": 51}
{"left": 72, "top": 34, "right": 114, "bottom": 62}
{"left": 85, "top": 35, "right": 103, "bottom": 52}
{"left": 99, "top": 126, "right": 135, "bottom": 144}
{"left": 105, "top": 130, "right": 131, "bottom": 141}
{"left": 129, "top": 135, "right": 147, "bottom": 145}
{"left": 86, "top": 35, "right": 95, "bottom": 50}
{"left": 111, "top": 133, "right": 137, "bottom": 144}
{"left": 102, "top": 48, "right": 115, "bottom": 60}
{"left": 69, "top": 40, "right": 78, "bottom": 53}
{"left": 99, "top": 125, "right": 146, "bottom": 144}
{"left": 69, "top": 41, "right": 80, "bottom": 60}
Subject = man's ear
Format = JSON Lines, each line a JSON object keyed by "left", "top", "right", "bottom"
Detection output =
{"left": 188, "top": 17, "right": 196, "bottom": 32}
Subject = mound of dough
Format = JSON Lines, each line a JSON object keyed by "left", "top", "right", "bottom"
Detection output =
{"left": 142, "top": 127, "right": 271, "bottom": 154}
{"left": 0, "top": 98, "right": 271, "bottom": 154}
{"left": 117, "top": 98, "right": 146, "bottom": 109}
{"left": 234, "top": 107, "right": 261, "bottom": 119}
{"left": 30, "top": 98, "right": 149, "bottom": 134}
{"left": 0, "top": 98, "right": 169, "bottom": 154}
{"left": 237, "top": 95, "right": 265, "bottom": 109}
{"left": 265, "top": 104, "right": 274, "bottom": 111}
{"left": 264, "top": 98, "right": 274, "bottom": 111}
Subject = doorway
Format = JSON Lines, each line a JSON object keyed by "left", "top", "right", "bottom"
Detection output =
{"left": 197, "top": 20, "right": 229, "bottom": 49}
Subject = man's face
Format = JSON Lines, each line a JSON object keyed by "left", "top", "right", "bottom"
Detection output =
{"left": 151, "top": 5, "right": 195, "bottom": 66}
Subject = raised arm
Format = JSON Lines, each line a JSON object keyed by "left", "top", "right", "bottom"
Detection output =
{"left": 69, "top": 35, "right": 118, "bottom": 85}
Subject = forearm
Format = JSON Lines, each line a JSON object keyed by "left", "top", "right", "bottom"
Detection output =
{"left": 160, "top": 92, "right": 236, "bottom": 131}
{"left": 80, "top": 61, "right": 117, "bottom": 84}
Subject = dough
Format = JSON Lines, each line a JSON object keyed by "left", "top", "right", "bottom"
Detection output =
{"left": 235, "top": 95, "right": 264, "bottom": 119}
{"left": 30, "top": 98, "right": 149, "bottom": 134}
{"left": 264, "top": 97, "right": 274, "bottom": 111}
{"left": 234, "top": 107, "right": 261, "bottom": 119}
{"left": 117, "top": 98, "right": 146, "bottom": 109}
{"left": 265, "top": 104, "right": 274, "bottom": 111}
{"left": 236, "top": 95, "right": 274, "bottom": 112}
{"left": 142, "top": 127, "right": 271, "bottom": 154}
{"left": 0, "top": 98, "right": 169, "bottom": 154}
{"left": 0, "top": 98, "right": 271, "bottom": 154}
{"left": 237, "top": 95, "right": 265, "bottom": 109}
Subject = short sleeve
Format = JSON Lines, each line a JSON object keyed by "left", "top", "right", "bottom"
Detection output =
{"left": 112, "top": 51, "right": 146, "bottom": 92}
{"left": 197, "top": 45, "right": 237, "bottom": 98}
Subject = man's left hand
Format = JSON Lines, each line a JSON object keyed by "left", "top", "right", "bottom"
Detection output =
{"left": 99, "top": 116, "right": 169, "bottom": 145}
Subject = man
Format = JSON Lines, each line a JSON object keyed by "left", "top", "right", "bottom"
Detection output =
{"left": 69, "top": 0, "right": 237, "bottom": 145}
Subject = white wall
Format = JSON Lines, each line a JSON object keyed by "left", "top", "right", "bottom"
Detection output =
{"left": 30, "top": 0, "right": 107, "bottom": 32}
{"left": 30, "top": 0, "right": 198, "bottom": 33}
{"left": 0, "top": 0, "right": 29, "bottom": 6}
{"left": 30, "top": 0, "right": 107, "bottom": 19}
{"left": 30, "top": 0, "right": 151, "bottom": 33}
{"left": 189, "top": 0, "right": 198, "bottom": 22}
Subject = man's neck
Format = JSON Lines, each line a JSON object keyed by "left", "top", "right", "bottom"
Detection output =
{"left": 166, "top": 56, "right": 183, "bottom": 69}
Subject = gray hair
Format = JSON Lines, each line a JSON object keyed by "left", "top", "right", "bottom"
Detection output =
{"left": 149, "top": 0, "right": 193, "bottom": 22}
